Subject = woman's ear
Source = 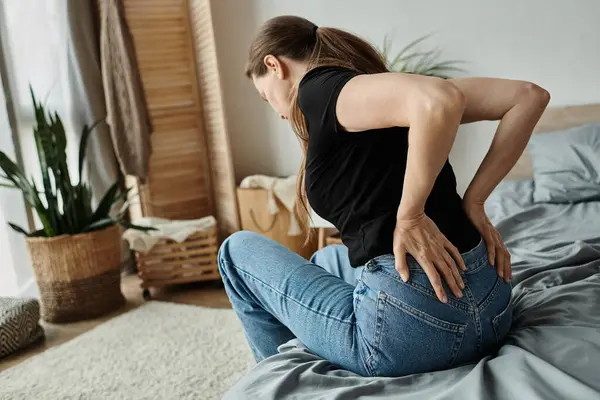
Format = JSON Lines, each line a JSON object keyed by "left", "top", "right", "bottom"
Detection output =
{"left": 263, "top": 55, "right": 285, "bottom": 80}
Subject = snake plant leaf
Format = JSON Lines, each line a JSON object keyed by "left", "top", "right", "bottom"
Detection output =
{"left": 0, "top": 151, "right": 54, "bottom": 236}
{"left": 31, "top": 90, "right": 62, "bottom": 234}
{"left": 0, "top": 152, "right": 31, "bottom": 194}
{"left": 90, "top": 180, "right": 122, "bottom": 223}
{"left": 30, "top": 179, "right": 55, "bottom": 237}
{"left": 8, "top": 222, "right": 29, "bottom": 235}
{"left": 0, "top": 173, "right": 16, "bottom": 190}
{"left": 75, "top": 183, "right": 93, "bottom": 232}
{"left": 0, "top": 182, "right": 16, "bottom": 189}
{"left": 28, "top": 229, "right": 46, "bottom": 238}
{"left": 113, "top": 186, "right": 134, "bottom": 206}
{"left": 78, "top": 119, "right": 103, "bottom": 183}
{"left": 82, "top": 217, "right": 156, "bottom": 233}
{"left": 113, "top": 188, "right": 136, "bottom": 220}
{"left": 81, "top": 217, "right": 115, "bottom": 233}
{"left": 116, "top": 218, "right": 156, "bottom": 232}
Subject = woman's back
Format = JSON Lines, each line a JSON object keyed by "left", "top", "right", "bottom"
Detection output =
{"left": 299, "top": 66, "right": 481, "bottom": 267}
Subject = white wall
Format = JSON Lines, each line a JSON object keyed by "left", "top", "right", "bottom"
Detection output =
{"left": 211, "top": 0, "right": 600, "bottom": 194}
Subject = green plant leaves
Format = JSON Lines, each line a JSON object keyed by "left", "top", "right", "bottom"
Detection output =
{"left": 90, "top": 180, "right": 122, "bottom": 223}
{"left": 82, "top": 217, "right": 156, "bottom": 233}
{"left": 78, "top": 119, "right": 103, "bottom": 183}
{"left": 1, "top": 88, "right": 144, "bottom": 237}
{"left": 378, "top": 33, "right": 466, "bottom": 79}
{"left": 0, "top": 150, "right": 54, "bottom": 236}
{"left": 82, "top": 218, "right": 116, "bottom": 233}
{"left": 8, "top": 222, "right": 29, "bottom": 235}
{"left": 116, "top": 219, "right": 156, "bottom": 232}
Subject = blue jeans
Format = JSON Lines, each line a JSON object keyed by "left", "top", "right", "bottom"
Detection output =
{"left": 218, "top": 231, "right": 513, "bottom": 377}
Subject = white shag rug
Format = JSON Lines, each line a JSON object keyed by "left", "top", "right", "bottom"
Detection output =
{"left": 0, "top": 302, "right": 254, "bottom": 400}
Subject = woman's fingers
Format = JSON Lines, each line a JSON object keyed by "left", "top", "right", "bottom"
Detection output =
{"left": 418, "top": 259, "right": 447, "bottom": 303}
{"left": 441, "top": 250, "right": 464, "bottom": 296}
{"left": 504, "top": 248, "right": 512, "bottom": 282}
{"left": 394, "top": 248, "right": 410, "bottom": 282}
{"left": 484, "top": 231, "right": 496, "bottom": 267}
{"left": 445, "top": 241, "right": 467, "bottom": 271}
{"left": 495, "top": 244, "right": 505, "bottom": 279}
{"left": 438, "top": 261, "right": 463, "bottom": 299}
{"left": 442, "top": 241, "right": 465, "bottom": 297}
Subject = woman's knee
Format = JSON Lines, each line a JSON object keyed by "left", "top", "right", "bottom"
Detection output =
{"left": 218, "top": 230, "right": 265, "bottom": 272}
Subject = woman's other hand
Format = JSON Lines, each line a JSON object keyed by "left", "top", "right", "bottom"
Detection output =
{"left": 393, "top": 213, "right": 466, "bottom": 303}
{"left": 463, "top": 200, "right": 512, "bottom": 282}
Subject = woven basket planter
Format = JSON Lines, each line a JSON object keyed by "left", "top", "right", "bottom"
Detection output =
{"left": 25, "top": 225, "right": 126, "bottom": 323}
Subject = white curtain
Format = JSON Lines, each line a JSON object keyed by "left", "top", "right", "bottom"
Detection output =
{"left": 0, "top": 0, "right": 120, "bottom": 297}
{"left": 3, "top": 0, "right": 76, "bottom": 182}
{"left": 2, "top": 0, "right": 118, "bottom": 201}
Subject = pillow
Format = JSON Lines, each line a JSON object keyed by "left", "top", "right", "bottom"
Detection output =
{"left": 0, "top": 297, "right": 44, "bottom": 359}
{"left": 528, "top": 123, "right": 600, "bottom": 203}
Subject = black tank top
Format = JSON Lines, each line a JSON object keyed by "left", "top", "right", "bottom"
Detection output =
{"left": 298, "top": 66, "right": 480, "bottom": 267}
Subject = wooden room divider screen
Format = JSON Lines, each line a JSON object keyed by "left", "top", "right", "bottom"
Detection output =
{"left": 116, "top": 0, "right": 239, "bottom": 238}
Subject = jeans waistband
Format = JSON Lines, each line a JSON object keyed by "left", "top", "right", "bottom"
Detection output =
{"left": 459, "top": 238, "right": 488, "bottom": 272}
{"left": 366, "top": 237, "right": 487, "bottom": 273}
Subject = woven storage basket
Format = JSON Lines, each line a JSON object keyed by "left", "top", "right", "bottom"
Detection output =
{"left": 135, "top": 225, "right": 220, "bottom": 297}
{"left": 25, "top": 225, "right": 125, "bottom": 323}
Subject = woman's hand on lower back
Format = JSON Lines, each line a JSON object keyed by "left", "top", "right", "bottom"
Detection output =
{"left": 462, "top": 201, "right": 512, "bottom": 282}
{"left": 393, "top": 213, "right": 467, "bottom": 303}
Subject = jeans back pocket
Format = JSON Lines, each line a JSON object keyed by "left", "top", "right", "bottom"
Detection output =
{"left": 367, "top": 291, "right": 467, "bottom": 377}
{"left": 492, "top": 300, "right": 513, "bottom": 346}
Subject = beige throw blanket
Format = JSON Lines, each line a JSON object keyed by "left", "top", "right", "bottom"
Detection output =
{"left": 100, "top": 0, "right": 152, "bottom": 181}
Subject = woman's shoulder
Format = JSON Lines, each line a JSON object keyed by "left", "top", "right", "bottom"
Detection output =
{"left": 300, "top": 65, "right": 356, "bottom": 86}
{"left": 298, "top": 66, "right": 360, "bottom": 115}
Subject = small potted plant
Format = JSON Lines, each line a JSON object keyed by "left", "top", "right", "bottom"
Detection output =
{"left": 380, "top": 33, "right": 465, "bottom": 78}
{"left": 0, "top": 89, "right": 150, "bottom": 323}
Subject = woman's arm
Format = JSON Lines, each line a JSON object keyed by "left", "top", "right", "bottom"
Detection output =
{"left": 448, "top": 78, "right": 551, "bottom": 203}
{"left": 449, "top": 77, "right": 550, "bottom": 281}
{"left": 337, "top": 73, "right": 466, "bottom": 218}
{"left": 336, "top": 73, "right": 467, "bottom": 302}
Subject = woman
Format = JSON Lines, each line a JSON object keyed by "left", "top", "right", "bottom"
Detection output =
{"left": 218, "top": 16, "right": 550, "bottom": 377}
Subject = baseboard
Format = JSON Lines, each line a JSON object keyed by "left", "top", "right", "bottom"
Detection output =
{"left": 18, "top": 278, "right": 40, "bottom": 299}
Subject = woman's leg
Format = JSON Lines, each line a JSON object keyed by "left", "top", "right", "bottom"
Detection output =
{"left": 218, "top": 231, "right": 369, "bottom": 376}
{"left": 309, "top": 244, "right": 363, "bottom": 286}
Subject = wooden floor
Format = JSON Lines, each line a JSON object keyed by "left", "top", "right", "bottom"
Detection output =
{"left": 0, "top": 274, "right": 230, "bottom": 372}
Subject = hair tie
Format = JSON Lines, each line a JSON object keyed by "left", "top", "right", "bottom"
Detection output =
{"left": 312, "top": 25, "right": 319, "bottom": 39}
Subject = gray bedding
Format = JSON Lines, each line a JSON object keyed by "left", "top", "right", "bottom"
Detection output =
{"left": 225, "top": 179, "right": 600, "bottom": 400}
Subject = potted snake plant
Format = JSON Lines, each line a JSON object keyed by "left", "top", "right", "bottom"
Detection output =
{"left": 0, "top": 89, "right": 150, "bottom": 323}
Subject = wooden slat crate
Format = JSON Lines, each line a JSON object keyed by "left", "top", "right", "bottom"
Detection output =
{"left": 135, "top": 225, "right": 220, "bottom": 299}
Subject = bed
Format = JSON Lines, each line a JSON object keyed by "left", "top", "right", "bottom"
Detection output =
{"left": 225, "top": 105, "right": 600, "bottom": 400}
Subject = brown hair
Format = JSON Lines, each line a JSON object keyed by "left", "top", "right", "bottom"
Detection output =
{"left": 246, "top": 16, "right": 388, "bottom": 245}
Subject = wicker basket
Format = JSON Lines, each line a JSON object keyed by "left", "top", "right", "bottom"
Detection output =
{"left": 25, "top": 225, "right": 125, "bottom": 323}
{"left": 135, "top": 225, "right": 220, "bottom": 298}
